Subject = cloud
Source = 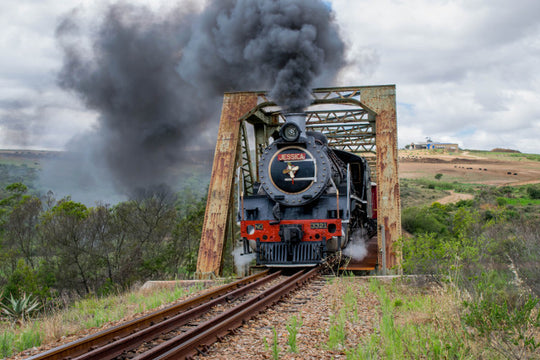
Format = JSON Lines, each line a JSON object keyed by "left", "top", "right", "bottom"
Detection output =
{"left": 332, "top": 0, "right": 540, "bottom": 153}
{"left": 0, "top": 0, "right": 539, "bottom": 158}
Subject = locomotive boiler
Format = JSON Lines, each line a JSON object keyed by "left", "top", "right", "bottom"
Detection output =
{"left": 239, "top": 113, "right": 377, "bottom": 266}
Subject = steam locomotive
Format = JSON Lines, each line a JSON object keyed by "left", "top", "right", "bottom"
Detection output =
{"left": 239, "top": 113, "right": 377, "bottom": 266}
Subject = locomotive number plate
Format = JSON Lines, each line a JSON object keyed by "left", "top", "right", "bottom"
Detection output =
{"left": 278, "top": 152, "right": 306, "bottom": 161}
{"left": 255, "top": 224, "right": 264, "bottom": 230}
{"left": 310, "top": 222, "right": 328, "bottom": 229}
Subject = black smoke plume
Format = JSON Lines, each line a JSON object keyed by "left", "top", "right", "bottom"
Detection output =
{"left": 55, "top": 0, "right": 345, "bottom": 198}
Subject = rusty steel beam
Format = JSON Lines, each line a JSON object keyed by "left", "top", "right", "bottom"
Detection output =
{"left": 196, "top": 92, "right": 258, "bottom": 278}
{"left": 359, "top": 85, "right": 402, "bottom": 271}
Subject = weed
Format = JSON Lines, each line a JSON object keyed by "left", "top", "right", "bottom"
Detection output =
{"left": 343, "top": 286, "right": 358, "bottom": 322}
{"left": 271, "top": 326, "right": 280, "bottom": 360}
{"left": 363, "top": 279, "right": 471, "bottom": 359}
{"left": 286, "top": 315, "right": 302, "bottom": 353}
{"left": 15, "top": 326, "right": 42, "bottom": 352}
{"left": 346, "top": 333, "right": 379, "bottom": 360}
{"left": 1, "top": 331, "right": 15, "bottom": 358}
{"left": 463, "top": 295, "right": 540, "bottom": 359}
{"left": 327, "top": 310, "right": 347, "bottom": 350}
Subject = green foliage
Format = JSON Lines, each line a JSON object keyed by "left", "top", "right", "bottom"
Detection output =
{"left": 508, "top": 152, "right": 540, "bottom": 162}
{"left": 271, "top": 327, "right": 280, "bottom": 360}
{"left": 50, "top": 199, "right": 88, "bottom": 219}
{"left": 463, "top": 295, "right": 540, "bottom": 359}
{"left": 401, "top": 203, "right": 450, "bottom": 235}
{"left": 361, "top": 279, "right": 470, "bottom": 359}
{"left": 1, "top": 292, "right": 41, "bottom": 323}
{"left": 1, "top": 331, "right": 15, "bottom": 358}
{"left": 434, "top": 173, "right": 443, "bottom": 181}
{"left": 327, "top": 310, "right": 347, "bottom": 350}
{"left": 401, "top": 186, "right": 540, "bottom": 359}
{"left": 4, "top": 260, "right": 54, "bottom": 300}
{"left": 286, "top": 315, "right": 302, "bottom": 353}
{"left": 343, "top": 286, "right": 358, "bottom": 322}
{"left": 526, "top": 185, "right": 540, "bottom": 199}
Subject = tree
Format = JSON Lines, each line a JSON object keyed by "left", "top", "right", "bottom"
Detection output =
{"left": 112, "top": 185, "right": 178, "bottom": 284}
{"left": 5, "top": 195, "right": 42, "bottom": 268}
{"left": 435, "top": 173, "right": 443, "bottom": 181}
{"left": 40, "top": 199, "right": 94, "bottom": 294}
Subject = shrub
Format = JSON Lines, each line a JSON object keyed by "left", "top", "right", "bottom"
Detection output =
{"left": 463, "top": 295, "right": 540, "bottom": 359}
{"left": 526, "top": 185, "right": 540, "bottom": 199}
{"left": 401, "top": 206, "right": 449, "bottom": 235}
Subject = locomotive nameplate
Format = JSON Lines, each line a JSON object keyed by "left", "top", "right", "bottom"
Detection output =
{"left": 310, "top": 222, "right": 328, "bottom": 229}
{"left": 278, "top": 153, "right": 306, "bottom": 161}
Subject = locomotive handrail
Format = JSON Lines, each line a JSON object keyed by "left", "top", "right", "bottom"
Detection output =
{"left": 347, "top": 163, "right": 351, "bottom": 221}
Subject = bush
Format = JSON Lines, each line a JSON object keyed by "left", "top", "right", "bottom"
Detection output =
{"left": 526, "top": 185, "right": 540, "bottom": 199}
{"left": 401, "top": 205, "right": 450, "bottom": 235}
{"left": 463, "top": 295, "right": 540, "bottom": 359}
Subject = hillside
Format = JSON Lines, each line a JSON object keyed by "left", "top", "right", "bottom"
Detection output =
{"left": 399, "top": 149, "right": 540, "bottom": 186}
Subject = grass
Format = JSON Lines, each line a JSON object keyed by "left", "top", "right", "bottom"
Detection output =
{"left": 286, "top": 315, "right": 302, "bottom": 353}
{"left": 503, "top": 198, "right": 540, "bottom": 206}
{"left": 334, "top": 277, "right": 511, "bottom": 360}
{"left": 0, "top": 282, "right": 208, "bottom": 358}
{"left": 466, "top": 150, "right": 540, "bottom": 162}
{"left": 327, "top": 310, "right": 347, "bottom": 350}
{"left": 354, "top": 278, "right": 476, "bottom": 359}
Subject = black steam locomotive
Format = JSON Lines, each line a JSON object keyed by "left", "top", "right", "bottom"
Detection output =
{"left": 240, "top": 113, "right": 377, "bottom": 266}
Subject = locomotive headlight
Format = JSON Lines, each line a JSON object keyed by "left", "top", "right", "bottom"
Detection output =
{"left": 280, "top": 123, "right": 300, "bottom": 142}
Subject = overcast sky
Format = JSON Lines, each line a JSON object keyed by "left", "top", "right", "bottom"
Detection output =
{"left": 1, "top": 0, "right": 539, "bottom": 154}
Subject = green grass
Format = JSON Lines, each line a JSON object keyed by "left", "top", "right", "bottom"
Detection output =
{"left": 503, "top": 198, "right": 540, "bottom": 206}
{"left": 286, "top": 315, "right": 302, "bottom": 353}
{"left": 347, "top": 279, "right": 481, "bottom": 360}
{"left": 327, "top": 310, "right": 347, "bottom": 350}
{"left": 508, "top": 153, "right": 540, "bottom": 162}
{"left": 0, "top": 282, "right": 207, "bottom": 358}
{"left": 0, "top": 324, "right": 42, "bottom": 357}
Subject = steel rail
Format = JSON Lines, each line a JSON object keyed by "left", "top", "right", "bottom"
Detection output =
{"left": 135, "top": 267, "right": 319, "bottom": 360}
{"left": 72, "top": 271, "right": 281, "bottom": 360}
{"left": 28, "top": 271, "right": 269, "bottom": 360}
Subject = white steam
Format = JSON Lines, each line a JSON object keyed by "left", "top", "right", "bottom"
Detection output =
{"left": 343, "top": 228, "right": 368, "bottom": 261}
{"left": 232, "top": 245, "right": 256, "bottom": 276}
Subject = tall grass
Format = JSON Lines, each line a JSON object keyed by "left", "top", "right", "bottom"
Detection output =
{"left": 0, "top": 282, "right": 207, "bottom": 358}
{"left": 348, "top": 279, "right": 474, "bottom": 360}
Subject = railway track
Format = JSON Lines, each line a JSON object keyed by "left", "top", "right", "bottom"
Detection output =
{"left": 28, "top": 268, "right": 319, "bottom": 360}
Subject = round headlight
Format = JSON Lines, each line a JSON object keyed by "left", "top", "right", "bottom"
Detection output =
{"left": 280, "top": 123, "right": 300, "bottom": 142}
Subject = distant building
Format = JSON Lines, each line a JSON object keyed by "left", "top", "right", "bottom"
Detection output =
{"left": 407, "top": 139, "right": 459, "bottom": 151}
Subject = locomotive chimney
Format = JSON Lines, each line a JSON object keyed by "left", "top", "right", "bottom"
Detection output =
{"left": 285, "top": 113, "right": 307, "bottom": 135}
